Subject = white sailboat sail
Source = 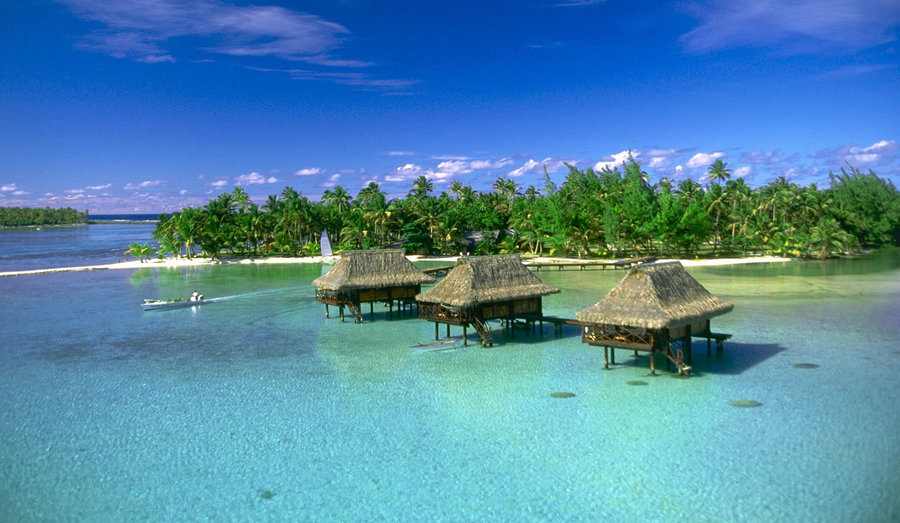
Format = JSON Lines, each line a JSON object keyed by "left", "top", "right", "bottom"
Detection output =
{"left": 320, "top": 230, "right": 333, "bottom": 257}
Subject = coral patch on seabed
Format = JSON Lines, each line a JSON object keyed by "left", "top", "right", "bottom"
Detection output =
{"left": 550, "top": 391, "right": 576, "bottom": 398}
{"left": 259, "top": 490, "right": 275, "bottom": 500}
{"left": 627, "top": 380, "right": 649, "bottom": 386}
{"left": 793, "top": 363, "right": 820, "bottom": 369}
{"left": 730, "top": 399, "right": 763, "bottom": 408}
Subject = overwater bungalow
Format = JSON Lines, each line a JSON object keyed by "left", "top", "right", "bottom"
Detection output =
{"left": 416, "top": 254, "right": 560, "bottom": 346}
{"left": 313, "top": 249, "right": 436, "bottom": 323}
{"left": 576, "top": 260, "right": 733, "bottom": 375}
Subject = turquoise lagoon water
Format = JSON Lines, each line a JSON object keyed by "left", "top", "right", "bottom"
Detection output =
{"left": 1, "top": 227, "right": 899, "bottom": 521}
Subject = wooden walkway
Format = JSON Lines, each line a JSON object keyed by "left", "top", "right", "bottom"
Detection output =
{"left": 526, "top": 256, "right": 656, "bottom": 271}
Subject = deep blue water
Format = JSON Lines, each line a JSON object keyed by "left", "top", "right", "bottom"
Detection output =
{"left": 0, "top": 223, "right": 156, "bottom": 272}
{"left": 1, "top": 227, "right": 899, "bottom": 521}
{"left": 90, "top": 214, "right": 161, "bottom": 222}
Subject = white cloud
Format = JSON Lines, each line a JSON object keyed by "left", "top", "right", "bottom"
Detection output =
{"left": 235, "top": 172, "right": 277, "bottom": 185}
{"left": 85, "top": 183, "right": 112, "bottom": 190}
{"left": 509, "top": 157, "right": 571, "bottom": 177}
{"left": 509, "top": 159, "right": 541, "bottom": 177}
{"left": 321, "top": 173, "right": 341, "bottom": 188}
{"left": 434, "top": 160, "right": 474, "bottom": 178}
{"left": 686, "top": 152, "right": 725, "bottom": 169}
{"left": 845, "top": 139, "right": 899, "bottom": 164}
{"left": 810, "top": 139, "right": 899, "bottom": 168}
{"left": 209, "top": 180, "right": 229, "bottom": 188}
{"left": 385, "top": 151, "right": 415, "bottom": 157}
{"left": 124, "top": 180, "right": 166, "bottom": 190}
{"left": 1, "top": 183, "right": 19, "bottom": 192}
{"left": 680, "top": 0, "right": 900, "bottom": 54}
{"left": 593, "top": 150, "right": 635, "bottom": 171}
{"left": 64, "top": 189, "right": 85, "bottom": 194}
{"left": 431, "top": 155, "right": 471, "bottom": 161}
{"left": 60, "top": 0, "right": 351, "bottom": 63}
{"left": 295, "top": 167, "right": 326, "bottom": 176}
{"left": 179, "top": 189, "right": 189, "bottom": 195}
{"left": 734, "top": 166, "right": 752, "bottom": 178}
{"left": 385, "top": 163, "right": 423, "bottom": 183}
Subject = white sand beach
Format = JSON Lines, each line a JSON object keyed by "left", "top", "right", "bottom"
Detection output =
{"left": 0, "top": 253, "right": 791, "bottom": 277}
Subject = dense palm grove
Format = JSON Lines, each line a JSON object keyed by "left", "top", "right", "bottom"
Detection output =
{"left": 0, "top": 206, "right": 88, "bottom": 227}
{"left": 151, "top": 159, "right": 900, "bottom": 261}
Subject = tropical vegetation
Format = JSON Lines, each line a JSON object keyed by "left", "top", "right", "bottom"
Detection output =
{"left": 150, "top": 160, "right": 900, "bottom": 261}
{"left": 0, "top": 206, "right": 88, "bottom": 227}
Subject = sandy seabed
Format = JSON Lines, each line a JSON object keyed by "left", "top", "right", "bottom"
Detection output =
{"left": 0, "top": 253, "right": 791, "bottom": 277}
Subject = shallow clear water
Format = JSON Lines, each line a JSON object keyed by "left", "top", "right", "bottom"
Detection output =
{"left": 1, "top": 232, "right": 899, "bottom": 520}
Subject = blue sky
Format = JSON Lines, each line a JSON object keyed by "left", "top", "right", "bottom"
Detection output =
{"left": 1, "top": 0, "right": 899, "bottom": 213}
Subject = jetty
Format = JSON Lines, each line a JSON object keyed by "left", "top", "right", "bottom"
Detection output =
{"left": 526, "top": 256, "right": 656, "bottom": 271}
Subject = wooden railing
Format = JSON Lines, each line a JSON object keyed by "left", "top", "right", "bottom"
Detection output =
{"left": 582, "top": 324, "right": 654, "bottom": 349}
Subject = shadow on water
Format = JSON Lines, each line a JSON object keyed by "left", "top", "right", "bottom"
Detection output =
{"left": 645, "top": 342, "right": 787, "bottom": 376}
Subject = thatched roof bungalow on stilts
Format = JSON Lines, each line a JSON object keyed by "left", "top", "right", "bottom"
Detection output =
{"left": 313, "top": 249, "right": 435, "bottom": 323}
{"left": 576, "top": 261, "right": 733, "bottom": 375}
{"left": 416, "top": 255, "right": 560, "bottom": 347}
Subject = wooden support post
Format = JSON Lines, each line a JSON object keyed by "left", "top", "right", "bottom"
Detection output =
{"left": 339, "top": 305, "right": 344, "bottom": 321}
{"left": 446, "top": 323, "right": 450, "bottom": 337}
{"left": 604, "top": 347, "right": 609, "bottom": 370}
{"left": 435, "top": 322, "right": 439, "bottom": 340}
{"left": 325, "top": 304, "right": 330, "bottom": 318}
{"left": 611, "top": 347, "right": 615, "bottom": 365}
{"left": 685, "top": 324, "right": 693, "bottom": 366}
{"left": 650, "top": 348, "right": 656, "bottom": 375}
{"left": 463, "top": 325, "right": 468, "bottom": 346}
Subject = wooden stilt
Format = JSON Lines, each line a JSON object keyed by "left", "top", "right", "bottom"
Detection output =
{"left": 325, "top": 304, "right": 330, "bottom": 318}
{"left": 685, "top": 324, "right": 692, "bottom": 366}
{"left": 463, "top": 325, "right": 468, "bottom": 346}
{"left": 604, "top": 347, "right": 609, "bottom": 369}
{"left": 339, "top": 305, "right": 344, "bottom": 321}
{"left": 650, "top": 348, "right": 656, "bottom": 375}
{"left": 434, "top": 322, "right": 439, "bottom": 340}
{"left": 611, "top": 348, "right": 615, "bottom": 365}
{"left": 446, "top": 323, "right": 450, "bottom": 337}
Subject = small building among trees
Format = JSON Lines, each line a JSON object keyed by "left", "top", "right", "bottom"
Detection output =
{"left": 313, "top": 249, "right": 436, "bottom": 322}
{"left": 416, "top": 254, "right": 560, "bottom": 346}
{"left": 576, "top": 261, "right": 733, "bottom": 374}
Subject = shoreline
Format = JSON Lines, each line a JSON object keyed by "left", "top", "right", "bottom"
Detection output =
{"left": 0, "top": 254, "right": 792, "bottom": 278}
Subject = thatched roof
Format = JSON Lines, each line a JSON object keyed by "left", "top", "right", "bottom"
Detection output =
{"left": 416, "top": 254, "right": 559, "bottom": 307}
{"left": 576, "top": 261, "right": 733, "bottom": 330}
{"left": 312, "top": 249, "right": 435, "bottom": 291}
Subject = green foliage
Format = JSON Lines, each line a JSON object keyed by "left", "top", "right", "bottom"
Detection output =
{"left": 0, "top": 206, "right": 88, "bottom": 227}
{"left": 149, "top": 161, "right": 899, "bottom": 261}
{"left": 125, "top": 242, "right": 153, "bottom": 262}
{"left": 828, "top": 166, "right": 900, "bottom": 246}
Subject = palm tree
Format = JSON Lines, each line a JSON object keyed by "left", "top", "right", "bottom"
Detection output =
{"left": 808, "top": 218, "right": 855, "bottom": 259}
{"left": 448, "top": 180, "right": 464, "bottom": 200}
{"left": 706, "top": 183, "right": 728, "bottom": 255}
{"left": 321, "top": 185, "right": 352, "bottom": 214}
{"left": 706, "top": 158, "right": 732, "bottom": 187}
{"left": 357, "top": 182, "right": 385, "bottom": 208}
{"left": 409, "top": 176, "right": 435, "bottom": 199}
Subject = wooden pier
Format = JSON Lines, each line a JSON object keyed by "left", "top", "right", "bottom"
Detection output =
{"left": 526, "top": 256, "right": 656, "bottom": 271}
